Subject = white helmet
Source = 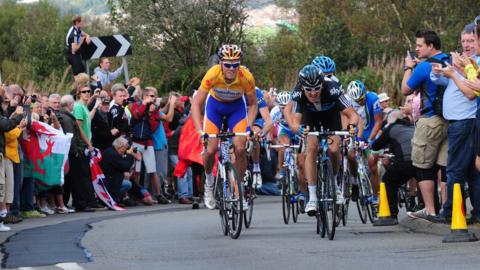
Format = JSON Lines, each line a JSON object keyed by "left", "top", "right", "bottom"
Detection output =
{"left": 347, "top": 80, "right": 367, "bottom": 101}
{"left": 276, "top": 91, "right": 291, "bottom": 106}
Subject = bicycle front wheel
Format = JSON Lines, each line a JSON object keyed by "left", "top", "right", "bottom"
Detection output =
{"left": 214, "top": 174, "right": 228, "bottom": 236}
{"left": 356, "top": 174, "right": 368, "bottom": 224}
{"left": 281, "top": 170, "right": 291, "bottom": 224}
{"left": 225, "top": 162, "right": 243, "bottom": 239}
{"left": 364, "top": 175, "right": 377, "bottom": 223}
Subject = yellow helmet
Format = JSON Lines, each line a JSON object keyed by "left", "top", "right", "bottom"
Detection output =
{"left": 217, "top": 44, "right": 243, "bottom": 61}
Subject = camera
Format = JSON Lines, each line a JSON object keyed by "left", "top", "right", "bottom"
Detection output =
{"left": 133, "top": 147, "right": 138, "bottom": 154}
{"left": 46, "top": 107, "right": 52, "bottom": 116}
{"left": 30, "top": 95, "right": 37, "bottom": 103}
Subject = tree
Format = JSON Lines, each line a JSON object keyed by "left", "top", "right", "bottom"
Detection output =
{"left": 108, "top": 0, "right": 248, "bottom": 92}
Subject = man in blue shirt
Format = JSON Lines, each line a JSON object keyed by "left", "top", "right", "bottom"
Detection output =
{"left": 401, "top": 29, "right": 448, "bottom": 222}
{"left": 431, "top": 23, "right": 480, "bottom": 224}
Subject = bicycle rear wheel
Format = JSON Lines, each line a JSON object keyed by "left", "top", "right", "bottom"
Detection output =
{"left": 243, "top": 170, "right": 254, "bottom": 228}
{"left": 225, "top": 162, "right": 243, "bottom": 239}
{"left": 281, "top": 170, "right": 291, "bottom": 224}
{"left": 291, "top": 199, "right": 299, "bottom": 223}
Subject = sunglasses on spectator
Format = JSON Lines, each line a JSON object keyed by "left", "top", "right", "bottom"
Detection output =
{"left": 222, "top": 62, "right": 240, "bottom": 69}
{"left": 302, "top": 86, "right": 322, "bottom": 92}
{"left": 80, "top": 90, "right": 91, "bottom": 94}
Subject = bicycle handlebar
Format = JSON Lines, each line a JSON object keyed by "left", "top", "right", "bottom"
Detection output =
{"left": 306, "top": 131, "right": 351, "bottom": 137}
{"left": 203, "top": 132, "right": 250, "bottom": 139}
{"left": 269, "top": 144, "right": 301, "bottom": 149}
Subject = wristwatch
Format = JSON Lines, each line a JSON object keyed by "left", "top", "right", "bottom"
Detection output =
{"left": 403, "top": 66, "right": 413, "bottom": 71}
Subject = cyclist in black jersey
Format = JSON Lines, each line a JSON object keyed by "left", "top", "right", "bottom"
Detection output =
{"left": 289, "top": 64, "right": 359, "bottom": 216}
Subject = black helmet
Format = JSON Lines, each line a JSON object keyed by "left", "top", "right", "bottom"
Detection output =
{"left": 298, "top": 64, "right": 324, "bottom": 88}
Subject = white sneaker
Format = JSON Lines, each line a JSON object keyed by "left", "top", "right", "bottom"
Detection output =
{"left": 0, "top": 222, "right": 11, "bottom": 232}
{"left": 253, "top": 173, "right": 262, "bottom": 189}
{"left": 336, "top": 188, "right": 345, "bottom": 204}
{"left": 39, "top": 206, "right": 55, "bottom": 215}
{"left": 204, "top": 184, "right": 216, "bottom": 210}
{"left": 305, "top": 200, "right": 317, "bottom": 216}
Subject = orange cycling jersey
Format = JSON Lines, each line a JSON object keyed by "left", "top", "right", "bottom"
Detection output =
{"left": 200, "top": 64, "right": 256, "bottom": 102}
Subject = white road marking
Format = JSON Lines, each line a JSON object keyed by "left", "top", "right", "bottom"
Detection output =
{"left": 55, "top": 262, "right": 85, "bottom": 270}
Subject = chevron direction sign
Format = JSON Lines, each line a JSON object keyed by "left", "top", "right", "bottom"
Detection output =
{"left": 81, "top": 34, "right": 132, "bottom": 60}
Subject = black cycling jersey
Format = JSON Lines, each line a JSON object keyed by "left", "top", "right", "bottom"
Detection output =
{"left": 291, "top": 77, "right": 350, "bottom": 132}
{"left": 292, "top": 77, "right": 349, "bottom": 113}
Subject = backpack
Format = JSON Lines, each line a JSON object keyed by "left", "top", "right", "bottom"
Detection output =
{"left": 419, "top": 54, "right": 450, "bottom": 118}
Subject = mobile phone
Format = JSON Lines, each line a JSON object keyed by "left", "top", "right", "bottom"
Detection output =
{"left": 408, "top": 49, "right": 415, "bottom": 60}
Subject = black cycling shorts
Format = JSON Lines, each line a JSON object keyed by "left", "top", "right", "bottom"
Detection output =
{"left": 301, "top": 109, "right": 342, "bottom": 132}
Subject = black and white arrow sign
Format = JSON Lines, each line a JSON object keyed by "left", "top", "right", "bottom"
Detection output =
{"left": 81, "top": 34, "right": 132, "bottom": 60}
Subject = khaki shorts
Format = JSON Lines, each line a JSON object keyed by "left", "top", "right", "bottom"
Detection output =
{"left": 133, "top": 143, "right": 157, "bottom": 174}
{"left": 411, "top": 116, "right": 448, "bottom": 169}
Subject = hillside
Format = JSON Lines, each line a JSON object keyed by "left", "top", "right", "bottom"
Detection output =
{"left": 17, "top": 0, "right": 295, "bottom": 28}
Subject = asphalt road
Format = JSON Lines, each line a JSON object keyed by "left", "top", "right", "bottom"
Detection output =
{"left": 4, "top": 197, "right": 480, "bottom": 270}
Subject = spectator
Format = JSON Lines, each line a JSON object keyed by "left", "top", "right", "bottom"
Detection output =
{"left": 378, "top": 92, "right": 393, "bottom": 118}
{"left": 94, "top": 57, "right": 124, "bottom": 88}
{"left": 257, "top": 147, "right": 281, "bottom": 196}
{"left": 88, "top": 89, "right": 108, "bottom": 111}
{"left": 3, "top": 85, "right": 24, "bottom": 223}
{"left": 91, "top": 96, "right": 115, "bottom": 152}
{"left": 110, "top": 83, "right": 130, "bottom": 137}
{"left": 57, "top": 94, "right": 97, "bottom": 212}
{"left": 150, "top": 91, "right": 177, "bottom": 201}
{"left": 371, "top": 110, "right": 416, "bottom": 219}
{"left": 73, "top": 83, "right": 94, "bottom": 152}
{"left": 401, "top": 29, "right": 449, "bottom": 222}
{"left": 1, "top": 116, "right": 26, "bottom": 230}
{"left": 167, "top": 92, "right": 187, "bottom": 199}
{"left": 65, "top": 15, "right": 91, "bottom": 76}
{"left": 130, "top": 88, "right": 170, "bottom": 204}
{"left": 45, "top": 94, "right": 71, "bottom": 214}
{"left": 431, "top": 23, "right": 480, "bottom": 223}
{"left": 100, "top": 137, "right": 140, "bottom": 204}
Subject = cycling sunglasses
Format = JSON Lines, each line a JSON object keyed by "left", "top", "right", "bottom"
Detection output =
{"left": 302, "top": 85, "right": 322, "bottom": 92}
{"left": 222, "top": 62, "right": 240, "bottom": 69}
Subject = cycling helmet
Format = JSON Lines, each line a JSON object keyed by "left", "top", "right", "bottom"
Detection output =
{"left": 276, "top": 91, "right": 291, "bottom": 106}
{"left": 312, "top": 56, "right": 336, "bottom": 73}
{"left": 217, "top": 44, "right": 242, "bottom": 61}
{"left": 347, "top": 80, "right": 367, "bottom": 101}
{"left": 298, "top": 64, "right": 324, "bottom": 88}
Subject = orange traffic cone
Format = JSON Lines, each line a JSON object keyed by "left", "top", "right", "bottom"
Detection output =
{"left": 373, "top": 182, "right": 398, "bottom": 226}
{"left": 443, "top": 183, "right": 478, "bottom": 243}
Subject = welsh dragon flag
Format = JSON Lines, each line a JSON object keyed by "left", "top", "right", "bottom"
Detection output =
{"left": 20, "top": 120, "right": 72, "bottom": 187}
